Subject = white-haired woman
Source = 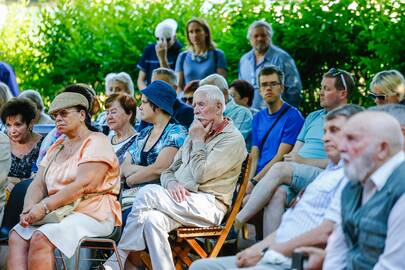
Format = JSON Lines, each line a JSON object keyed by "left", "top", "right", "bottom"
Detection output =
{"left": 96, "top": 72, "right": 135, "bottom": 131}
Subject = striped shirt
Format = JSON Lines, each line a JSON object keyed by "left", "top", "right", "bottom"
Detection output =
{"left": 275, "top": 160, "right": 344, "bottom": 243}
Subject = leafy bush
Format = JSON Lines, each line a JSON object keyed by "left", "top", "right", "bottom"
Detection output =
{"left": 0, "top": 0, "right": 403, "bottom": 114}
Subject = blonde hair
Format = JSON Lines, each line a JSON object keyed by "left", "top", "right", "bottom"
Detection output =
{"left": 370, "top": 70, "right": 405, "bottom": 101}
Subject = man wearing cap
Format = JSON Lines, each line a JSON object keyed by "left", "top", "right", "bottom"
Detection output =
{"left": 137, "top": 19, "right": 183, "bottom": 90}
{"left": 199, "top": 73, "right": 253, "bottom": 146}
{"left": 104, "top": 85, "right": 247, "bottom": 270}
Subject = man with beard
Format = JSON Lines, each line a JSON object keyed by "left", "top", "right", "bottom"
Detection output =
{"left": 103, "top": 85, "right": 247, "bottom": 270}
{"left": 324, "top": 111, "right": 405, "bottom": 269}
{"left": 238, "top": 21, "right": 302, "bottom": 109}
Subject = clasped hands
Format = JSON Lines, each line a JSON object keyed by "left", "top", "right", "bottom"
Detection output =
{"left": 19, "top": 202, "right": 47, "bottom": 227}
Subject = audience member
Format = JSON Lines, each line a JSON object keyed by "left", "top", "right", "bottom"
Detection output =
{"left": 137, "top": 19, "right": 182, "bottom": 90}
{"left": 229, "top": 79, "right": 258, "bottom": 115}
{"left": 200, "top": 74, "right": 253, "bottom": 143}
{"left": 0, "top": 61, "right": 19, "bottom": 96}
{"left": 19, "top": 90, "right": 54, "bottom": 124}
{"left": 182, "top": 79, "right": 200, "bottom": 106}
{"left": 95, "top": 72, "right": 135, "bottom": 130}
{"left": 369, "top": 69, "right": 404, "bottom": 105}
{"left": 0, "top": 82, "right": 12, "bottom": 132}
{"left": 249, "top": 65, "right": 304, "bottom": 195}
{"left": 190, "top": 104, "right": 363, "bottom": 270}
{"left": 36, "top": 84, "right": 98, "bottom": 167}
{"left": 236, "top": 68, "right": 354, "bottom": 234}
{"left": 239, "top": 20, "right": 302, "bottom": 109}
{"left": 324, "top": 111, "right": 405, "bottom": 269}
{"left": 0, "top": 132, "right": 11, "bottom": 222}
{"left": 104, "top": 85, "right": 247, "bottom": 270}
{"left": 1, "top": 98, "right": 43, "bottom": 192}
{"left": 7, "top": 91, "right": 121, "bottom": 270}
{"left": 120, "top": 80, "right": 187, "bottom": 218}
{"left": 105, "top": 92, "right": 138, "bottom": 164}
{"left": 176, "top": 18, "right": 227, "bottom": 91}
{"left": 144, "top": 67, "right": 194, "bottom": 129}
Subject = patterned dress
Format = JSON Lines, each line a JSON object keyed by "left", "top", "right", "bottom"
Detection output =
{"left": 9, "top": 137, "right": 44, "bottom": 179}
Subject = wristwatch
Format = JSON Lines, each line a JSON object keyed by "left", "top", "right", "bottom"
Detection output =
{"left": 250, "top": 178, "right": 259, "bottom": 186}
{"left": 41, "top": 200, "right": 50, "bottom": 214}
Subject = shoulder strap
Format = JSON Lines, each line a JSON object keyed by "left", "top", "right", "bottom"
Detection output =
{"left": 258, "top": 105, "right": 290, "bottom": 152}
{"left": 213, "top": 49, "right": 219, "bottom": 70}
{"left": 179, "top": 52, "right": 187, "bottom": 71}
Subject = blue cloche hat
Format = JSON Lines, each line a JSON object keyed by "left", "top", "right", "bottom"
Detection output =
{"left": 141, "top": 80, "right": 177, "bottom": 116}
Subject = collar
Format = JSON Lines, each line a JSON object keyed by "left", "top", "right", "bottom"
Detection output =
{"left": 327, "top": 159, "right": 344, "bottom": 171}
{"left": 368, "top": 151, "right": 405, "bottom": 191}
{"left": 205, "top": 117, "right": 231, "bottom": 141}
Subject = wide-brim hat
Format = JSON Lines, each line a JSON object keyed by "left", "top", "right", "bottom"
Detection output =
{"left": 141, "top": 80, "right": 177, "bottom": 116}
{"left": 48, "top": 92, "right": 89, "bottom": 114}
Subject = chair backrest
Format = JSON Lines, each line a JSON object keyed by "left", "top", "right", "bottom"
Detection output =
{"left": 210, "top": 154, "right": 252, "bottom": 257}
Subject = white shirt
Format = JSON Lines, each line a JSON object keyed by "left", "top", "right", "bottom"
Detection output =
{"left": 324, "top": 151, "right": 405, "bottom": 270}
{"left": 275, "top": 161, "right": 345, "bottom": 243}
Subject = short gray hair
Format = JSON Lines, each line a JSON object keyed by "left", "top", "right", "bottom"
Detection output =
{"left": 247, "top": 20, "right": 273, "bottom": 40}
{"left": 326, "top": 104, "right": 364, "bottom": 121}
{"left": 19, "top": 89, "right": 45, "bottom": 112}
{"left": 368, "top": 104, "right": 405, "bottom": 126}
{"left": 152, "top": 67, "right": 177, "bottom": 86}
{"left": 194, "top": 85, "right": 225, "bottom": 113}
{"left": 105, "top": 72, "right": 135, "bottom": 96}
{"left": 199, "top": 74, "right": 228, "bottom": 93}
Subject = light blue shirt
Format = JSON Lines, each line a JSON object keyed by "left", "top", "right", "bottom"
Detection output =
{"left": 238, "top": 45, "right": 302, "bottom": 109}
{"left": 297, "top": 109, "right": 327, "bottom": 159}
{"left": 175, "top": 49, "right": 227, "bottom": 85}
{"left": 224, "top": 99, "right": 252, "bottom": 146}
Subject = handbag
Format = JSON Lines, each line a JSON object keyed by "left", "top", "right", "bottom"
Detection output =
{"left": 32, "top": 144, "right": 119, "bottom": 226}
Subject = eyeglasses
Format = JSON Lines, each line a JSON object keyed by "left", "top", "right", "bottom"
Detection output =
{"left": 328, "top": 68, "right": 348, "bottom": 91}
{"left": 156, "top": 37, "right": 171, "bottom": 43}
{"left": 50, "top": 108, "right": 79, "bottom": 120}
{"left": 181, "top": 96, "right": 193, "bottom": 104}
{"left": 260, "top": 81, "right": 281, "bottom": 89}
{"left": 369, "top": 92, "right": 386, "bottom": 101}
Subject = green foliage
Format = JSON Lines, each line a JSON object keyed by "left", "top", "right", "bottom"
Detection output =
{"left": 0, "top": 0, "right": 403, "bottom": 113}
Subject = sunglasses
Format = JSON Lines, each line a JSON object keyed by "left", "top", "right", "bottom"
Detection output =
{"left": 50, "top": 108, "right": 80, "bottom": 120}
{"left": 181, "top": 96, "right": 193, "bottom": 104}
{"left": 328, "top": 68, "right": 348, "bottom": 91}
{"left": 368, "top": 92, "right": 386, "bottom": 101}
{"left": 156, "top": 37, "right": 171, "bottom": 43}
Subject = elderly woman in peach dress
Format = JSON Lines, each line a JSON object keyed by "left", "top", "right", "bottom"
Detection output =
{"left": 7, "top": 91, "right": 121, "bottom": 270}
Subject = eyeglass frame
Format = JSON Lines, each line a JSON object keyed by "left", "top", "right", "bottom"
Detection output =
{"left": 50, "top": 108, "right": 81, "bottom": 120}
{"left": 259, "top": 81, "right": 282, "bottom": 90}
{"left": 328, "top": 68, "right": 348, "bottom": 91}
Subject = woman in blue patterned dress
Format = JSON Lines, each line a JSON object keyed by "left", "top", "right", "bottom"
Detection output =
{"left": 120, "top": 81, "right": 187, "bottom": 221}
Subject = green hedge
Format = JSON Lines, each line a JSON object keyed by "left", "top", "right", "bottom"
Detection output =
{"left": 0, "top": 0, "right": 403, "bottom": 114}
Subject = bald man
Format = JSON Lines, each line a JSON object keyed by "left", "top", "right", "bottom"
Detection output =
{"left": 324, "top": 111, "right": 405, "bottom": 269}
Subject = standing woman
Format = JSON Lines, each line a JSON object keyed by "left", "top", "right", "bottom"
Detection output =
{"left": 1, "top": 98, "right": 43, "bottom": 192}
{"left": 7, "top": 91, "right": 121, "bottom": 270}
{"left": 175, "top": 18, "right": 227, "bottom": 91}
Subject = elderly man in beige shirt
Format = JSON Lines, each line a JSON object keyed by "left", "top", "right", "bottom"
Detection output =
{"left": 104, "top": 85, "right": 247, "bottom": 270}
{"left": 0, "top": 133, "right": 11, "bottom": 218}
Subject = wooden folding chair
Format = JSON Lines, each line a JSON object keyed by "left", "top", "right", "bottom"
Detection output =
{"left": 140, "top": 154, "right": 252, "bottom": 270}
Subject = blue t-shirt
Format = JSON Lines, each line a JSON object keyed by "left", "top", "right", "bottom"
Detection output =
{"left": 297, "top": 109, "right": 327, "bottom": 159}
{"left": 137, "top": 40, "right": 183, "bottom": 85}
{"left": 252, "top": 103, "right": 304, "bottom": 174}
{"left": 175, "top": 49, "right": 227, "bottom": 85}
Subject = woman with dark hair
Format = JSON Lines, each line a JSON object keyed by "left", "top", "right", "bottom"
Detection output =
{"left": 175, "top": 18, "right": 227, "bottom": 91}
{"left": 229, "top": 79, "right": 258, "bottom": 115}
{"left": 8, "top": 91, "right": 121, "bottom": 270}
{"left": 120, "top": 81, "right": 187, "bottom": 219}
{"left": 181, "top": 79, "right": 200, "bottom": 106}
{"left": 105, "top": 92, "right": 138, "bottom": 164}
{"left": 1, "top": 97, "right": 43, "bottom": 193}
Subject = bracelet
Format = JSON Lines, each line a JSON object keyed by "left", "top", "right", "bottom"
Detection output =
{"left": 250, "top": 178, "right": 259, "bottom": 186}
{"left": 41, "top": 200, "right": 50, "bottom": 214}
{"left": 261, "top": 247, "right": 269, "bottom": 257}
